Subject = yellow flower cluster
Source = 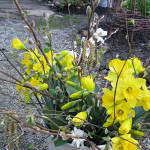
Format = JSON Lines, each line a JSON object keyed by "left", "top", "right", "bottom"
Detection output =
{"left": 102, "top": 58, "right": 149, "bottom": 150}
{"left": 12, "top": 38, "right": 77, "bottom": 103}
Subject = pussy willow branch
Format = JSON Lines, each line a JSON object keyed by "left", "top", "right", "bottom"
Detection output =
{"left": 1, "top": 110, "right": 142, "bottom": 149}
{"left": 0, "top": 49, "right": 25, "bottom": 80}
{"left": 0, "top": 69, "right": 60, "bottom": 102}
{"left": 0, "top": 69, "right": 21, "bottom": 83}
{"left": 88, "top": 0, "right": 94, "bottom": 40}
{"left": 14, "top": 0, "right": 67, "bottom": 95}
{"left": 0, "top": 111, "right": 89, "bottom": 140}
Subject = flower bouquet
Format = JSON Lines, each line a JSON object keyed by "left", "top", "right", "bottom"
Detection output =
{"left": 1, "top": 0, "right": 150, "bottom": 150}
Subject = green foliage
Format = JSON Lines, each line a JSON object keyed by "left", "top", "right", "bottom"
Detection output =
{"left": 127, "top": 0, "right": 150, "bottom": 17}
{"left": 58, "top": 0, "right": 90, "bottom": 8}
{"left": 52, "top": 136, "right": 68, "bottom": 147}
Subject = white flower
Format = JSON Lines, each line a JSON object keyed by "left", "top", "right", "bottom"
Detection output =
{"left": 68, "top": 50, "right": 78, "bottom": 58}
{"left": 73, "top": 41, "right": 77, "bottom": 49}
{"left": 44, "top": 35, "right": 49, "bottom": 41}
{"left": 89, "top": 37, "right": 95, "bottom": 45}
{"left": 71, "top": 127, "right": 86, "bottom": 148}
{"left": 93, "top": 28, "right": 107, "bottom": 43}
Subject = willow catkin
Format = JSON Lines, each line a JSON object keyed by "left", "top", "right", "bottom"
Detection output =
{"left": 82, "top": 40, "right": 88, "bottom": 76}
{"left": 3, "top": 120, "right": 8, "bottom": 145}
{"left": 8, "top": 120, "right": 14, "bottom": 150}
{"left": 88, "top": 41, "right": 94, "bottom": 74}
{"left": 14, "top": 122, "right": 20, "bottom": 150}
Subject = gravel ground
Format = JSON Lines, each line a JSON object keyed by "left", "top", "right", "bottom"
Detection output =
{"left": 0, "top": 0, "right": 74, "bottom": 150}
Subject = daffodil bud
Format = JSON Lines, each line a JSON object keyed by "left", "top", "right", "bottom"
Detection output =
{"left": 60, "top": 50, "right": 68, "bottom": 58}
{"left": 21, "top": 12, "right": 26, "bottom": 20}
{"left": 94, "top": 0, "right": 100, "bottom": 9}
{"left": 72, "top": 111, "right": 88, "bottom": 126}
{"left": 30, "top": 20, "right": 35, "bottom": 29}
{"left": 119, "top": 118, "right": 132, "bottom": 134}
{"left": 25, "top": 93, "right": 31, "bottom": 104}
{"left": 61, "top": 101, "right": 74, "bottom": 110}
{"left": 86, "top": 6, "right": 91, "bottom": 18}
{"left": 70, "top": 91, "right": 89, "bottom": 100}
{"left": 103, "top": 122, "right": 112, "bottom": 128}
{"left": 55, "top": 58, "right": 63, "bottom": 70}
{"left": 66, "top": 81, "right": 82, "bottom": 91}
{"left": 135, "top": 123, "right": 142, "bottom": 130}
{"left": 81, "top": 75, "right": 95, "bottom": 92}
{"left": 130, "top": 130, "right": 144, "bottom": 138}
{"left": 39, "top": 83, "right": 48, "bottom": 91}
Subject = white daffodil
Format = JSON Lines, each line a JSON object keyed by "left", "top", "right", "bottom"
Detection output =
{"left": 68, "top": 50, "right": 78, "bottom": 58}
{"left": 93, "top": 28, "right": 107, "bottom": 43}
{"left": 71, "top": 127, "right": 86, "bottom": 148}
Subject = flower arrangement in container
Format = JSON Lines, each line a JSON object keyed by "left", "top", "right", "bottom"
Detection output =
{"left": 0, "top": 0, "right": 150, "bottom": 150}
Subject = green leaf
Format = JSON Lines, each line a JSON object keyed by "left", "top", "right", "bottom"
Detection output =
{"left": 133, "top": 107, "right": 150, "bottom": 125}
{"left": 28, "top": 144, "right": 36, "bottom": 149}
{"left": 44, "top": 47, "right": 50, "bottom": 53}
{"left": 49, "top": 89, "right": 55, "bottom": 95}
{"left": 94, "top": 84, "right": 99, "bottom": 93}
{"left": 26, "top": 117, "right": 32, "bottom": 126}
{"left": 54, "top": 138, "right": 68, "bottom": 147}
{"left": 41, "top": 73, "right": 48, "bottom": 79}
{"left": 49, "top": 66, "right": 55, "bottom": 73}
{"left": 69, "top": 108, "right": 76, "bottom": 112}
{"left": 45, "top": 42, "right": 51, "bottom": 47}
{"left": 102, "top": 137, "right": 111, "bottom": 142}
{"left": 47, "top": 118, "right": 65, "bottom": 130}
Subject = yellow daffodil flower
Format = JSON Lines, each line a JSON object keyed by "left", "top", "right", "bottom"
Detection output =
{"left": 105, "top": 59, "right": 128, "bottom": 81}
{"left": 72, "top": 111, "right": 88, "bottom": 126}
{"left": 112, "top": 74, "right": 146, "bottom": 108}
{"left": 103, "top": 116, "right": 118, "bottom": 127}
{"left": 29, "top": 48, "right": 41, "bottom": 62}
{"left": 60, "top": 50, "right": 68, "bottom": 57}
{"left": 29, "top": 77, "right": 43, "bottom": 86}
{"left": 81, "top": 75, "right": 95, "bottom": 92}
{"left": 12, "top": 38, "right": 27, "bottom": 50}
{"left": 141, "top": 90, "right": 150, "bottom": 111}
{"left": 119, "top": 117, "right": 132, "bottom": 135}
{"left": 102, "top": 88, "right": 122, "bottom": 108}
{"left": 112, "top": 134, "right": 138, "bottom": 150}
{"left": 127, "top": 58, "right": 145, "bottom": 75}
{"left": 111, "top": 102, "right": 131, "bottom": 122}
{"left": 21, "top": 53, "right": 33, "bottom": 75}
{"left": 63, "top": 55, "right": 74, "bottom": 70}
{"left": 33, "top": 56, "right": 50, "bottom": 75}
